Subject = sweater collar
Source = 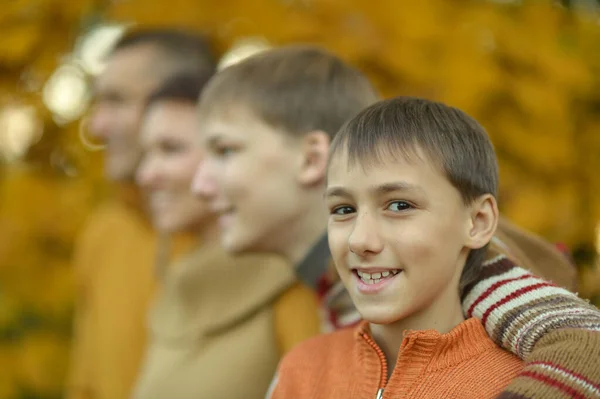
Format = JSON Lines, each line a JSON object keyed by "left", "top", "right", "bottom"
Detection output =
{"left": 149, "top": 245, "right": 296, "bottom": 341}
{"left": 355, "top": 317, "right": 497, "bottom": 373}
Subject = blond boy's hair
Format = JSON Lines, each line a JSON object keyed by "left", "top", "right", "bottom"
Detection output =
{"left": 198, "top": 45, "right": 379, "bottom": 139}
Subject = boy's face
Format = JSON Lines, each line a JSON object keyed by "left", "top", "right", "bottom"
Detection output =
{"left": 326, "top": 148, "right": 475, "bottom": 325}
{"left": 136, "top": 100, "right": 210, "bottom": 234}
{"left": 192, "top": 107, "right": 306, "bottom": 254}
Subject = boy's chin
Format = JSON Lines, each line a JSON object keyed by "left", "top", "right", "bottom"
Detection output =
{"left": 358, "top": 305, "right": 407, "bottom": 326}
{"left": 220, "top": 229, "right": 261, "bottom": 255}
{"left": 220, "top": 231, "right": 248, "bottom": 254}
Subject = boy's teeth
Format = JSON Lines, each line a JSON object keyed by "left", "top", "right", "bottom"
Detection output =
{"left": 357, "top": 269, "right": 400, "bottom": 284}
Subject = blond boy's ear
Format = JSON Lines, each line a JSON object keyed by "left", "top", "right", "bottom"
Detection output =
{"left": 297, "top": 130, "right": 330, "bottom": 186}
{"left": 466, "top": 194, "right": 499, "bottom": 250}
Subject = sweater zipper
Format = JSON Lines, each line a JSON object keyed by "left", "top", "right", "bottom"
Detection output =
{"left": 361, "top": 333, "right": 388, "bottom": 399}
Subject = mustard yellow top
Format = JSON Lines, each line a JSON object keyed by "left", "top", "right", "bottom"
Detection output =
{"left": 65, "top": 192, "right": 158, "bottom": 399}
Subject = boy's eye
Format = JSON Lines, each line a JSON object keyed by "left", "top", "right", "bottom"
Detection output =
{"left": 160, "top": 141, "right": 185, "bottom": 154}
{"left": 214, "top": 145, "right": 235, "bottom": 157}
{"left": 387, "top": 201, "right": 412, "bottom": 212}
{"left": 331, "top": 206, "right": 355, "bottom": 216}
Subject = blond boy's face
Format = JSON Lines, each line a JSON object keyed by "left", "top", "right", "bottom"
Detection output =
{"left": 192, "top": 107, "right": 306, "bottom": 254}
{"left": 326, "top": 148, "right": 474, "bottom": 326}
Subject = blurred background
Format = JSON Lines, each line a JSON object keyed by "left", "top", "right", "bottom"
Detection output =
{"left": 0, "top": 0, "right": 599, "bottom": 398}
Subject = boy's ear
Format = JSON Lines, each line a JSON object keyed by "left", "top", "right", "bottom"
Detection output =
{"left": 466, "top": 194, "right": 499, "bottom": 250}
{"left": 297, "top": 130, "right": 330, "bottom": 186}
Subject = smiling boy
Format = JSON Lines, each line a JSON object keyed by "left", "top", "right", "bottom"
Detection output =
{"left": 271, "top": 96, "right": 524, "bottom": 398}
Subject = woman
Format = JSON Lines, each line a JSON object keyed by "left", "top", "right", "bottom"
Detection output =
{"left": 131, "top": 74, "right": 321, "bottom": 399}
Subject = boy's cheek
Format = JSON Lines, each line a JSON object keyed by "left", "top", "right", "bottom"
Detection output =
{"left": 328, "top": 231, "right": 350, "bottom": 266}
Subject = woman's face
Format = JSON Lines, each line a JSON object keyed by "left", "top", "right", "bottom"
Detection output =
{"left": 137, "top": 100, "right": 211, "bottom": 233}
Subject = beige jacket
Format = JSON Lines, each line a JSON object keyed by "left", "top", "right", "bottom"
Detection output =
{"left": 131, "top": 245, "right": 318, "bottom": 399}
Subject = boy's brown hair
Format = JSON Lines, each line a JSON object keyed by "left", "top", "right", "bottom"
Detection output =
{"left": 330, "top": 96, "right": 499, "bottom": 295}
{"left": 198, "top": 45, "right": 379, "bottom": 139}
{"left": 146, "top": 73, "right": 211, "bottom": 109}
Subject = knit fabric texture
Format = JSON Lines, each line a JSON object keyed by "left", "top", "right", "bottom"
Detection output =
{"left": 270, "top": 317, "right": 523, "bottom": 398}
{"left": 464, "top": 254, "right": 600, "bottom": 399}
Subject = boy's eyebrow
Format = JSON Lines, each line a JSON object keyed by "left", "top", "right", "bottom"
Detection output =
{"left": 204, "top": 134, "right": 222, "bottom": 147}
{"left": 325, "top": 186, "right": 350, "bottom": 198}
{"left": 374, "top": 182, "right": 424, "bottom": 195}
{"left": 325, "top": 182, "right": 424, "bottom": 199}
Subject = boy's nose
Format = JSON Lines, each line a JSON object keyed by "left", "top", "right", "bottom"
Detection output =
{"left": 191, "top": 160, "right": 218, "bottom": 199}
{"left": 348, "top": 212, "right": 384, "bottom": 257}
{"left": 136, "top": 159, "right": 159, "bottom": 189}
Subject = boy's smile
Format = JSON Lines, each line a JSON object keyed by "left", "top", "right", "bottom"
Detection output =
{"left": 326, "top": 147, "right": 474, "bottom": 329}
{"left": 353, "top": 268, "right": 402, "bottom": 293}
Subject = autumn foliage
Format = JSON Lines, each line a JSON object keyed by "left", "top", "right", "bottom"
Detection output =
{"left": 0, "top": 0, "right": 599, "bottom": 398}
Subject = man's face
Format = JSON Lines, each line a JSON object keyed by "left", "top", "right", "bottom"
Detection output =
{"left": 326, "top": 148, "right": 474, "bottom": 326}
{"left": 136, "top": 100, "right": 210, "bottom": 233}
{"left": 89, "top": 45, "right": 162, "bottom": 181}
{"left": 192, "top": 107, "right": 305, "bottom": 255}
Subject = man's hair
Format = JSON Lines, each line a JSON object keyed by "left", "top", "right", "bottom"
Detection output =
{"left": 198, "top": 45, "right": 379, "bottom": 139}
{"left": 112, "top": 28, "right": 216, "bottom": 84}
{"left": 146, "top": 74, "right": 210, "bottom": 110}
{"left": 330, "top": 96, "right": 499, "bottom": 295}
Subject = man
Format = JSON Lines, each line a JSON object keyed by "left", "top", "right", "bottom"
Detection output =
{"left": 66, "top": 29, "right": 215, "bottom": 399}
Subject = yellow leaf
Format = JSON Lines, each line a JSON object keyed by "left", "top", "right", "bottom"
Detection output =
{"left": 0, "top": 23, "right": 42, "bottom": 66}
{"left": 17, "top": 331, "right": 70, "bottom": 396}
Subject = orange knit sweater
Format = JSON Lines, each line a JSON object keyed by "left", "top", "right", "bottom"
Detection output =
{"left": 270, "top": 318, "right": 524, "bottom": 399}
